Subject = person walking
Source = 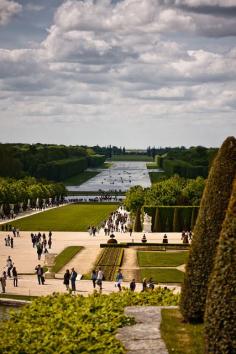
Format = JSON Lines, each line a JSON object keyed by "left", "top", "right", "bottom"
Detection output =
{"left": 12, "top": 266, "right": 18, "bottom": 287}
{"left": 6, "top": 256, "right": 13, "bottom": 277}
{"left": 35, "top": 265, "right": 44, "bottom": 285}
{"left": 10, "top": 237, "right": 14, "bottom": 248}
{"left": 37, "top": 243, "right": 43, "bottom": 260}
{"left": 0, "top": 272, "right": 7, "bottom": 293}
{"left": 96, "top": 267, "right": 104, "bottom": 292}
{"left": 115, "top": 269, "right": 123, "bottom": 292}
{"left": 70, "top": 268, "right": 77, "bottom": 293}
{"left": 48, "top": 236, "right": 52, "bottom": 249}
{"left": 130, "top": 279, "right": 136, "bottom": 291}
{"left": 142, "top": 278, "right": 147, "bottom": 292}
{"left": 63, "top": 269, "right": 70, "bottom": 291}
{"left": 91, "top": 270, "right": 97, "bottom": 289}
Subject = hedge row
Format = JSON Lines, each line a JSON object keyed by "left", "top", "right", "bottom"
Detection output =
{"left": 163, "top": 159, "right": 208, "bottom": 178}
{"left": 88, "top": 154, "right": 106, "bottom": 167}
{"left": 100, "top": 244, "right": 190, "bottom": 250}
{"left": 143, "top": 206, "right": 199, "bottom": 232}
{"left": 36, "top": 158, "right": 88, "bottom": 181}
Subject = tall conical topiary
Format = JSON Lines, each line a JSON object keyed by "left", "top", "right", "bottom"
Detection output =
{"left": 180, "top": 136, "right": 236, "bottom": 322}
{"left": 134, "top": 207, "right": 142, "bottom": 232}
{"left": 204, "top": 179, "right": 236, "bottom": 353}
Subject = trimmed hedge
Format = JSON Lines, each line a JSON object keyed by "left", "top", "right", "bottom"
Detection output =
{"left": 88, "top": 154, "right": 106, "bottom": 167}
{"left": 162, "top": 159, "right": 208, "bottom": 178}
{"left": 36, "top": 158, "right": 88, "bottom": 181}
{"left": 143, "top": 206, "right": 199, "bottom": 232}
{"left": 204, "top": 179, "right": 236, "bottom": 353}
{"left": 100, "top": 243, "right": 190, "bottom": 250}
{"left": 180, "top": 136, "right": 236, "bottom": 323}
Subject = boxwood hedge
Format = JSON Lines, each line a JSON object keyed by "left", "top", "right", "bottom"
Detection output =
{"left": 0, "top": 289, "right": 179, "bottom": 353}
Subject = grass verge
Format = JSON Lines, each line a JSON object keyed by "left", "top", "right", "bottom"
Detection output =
{"left": 161, "top": 309, "right": 204, "bottom": 354}
{"left": 141, "top": 268, "right": 184, "bottom": 283}
{"left": 63, "top": 171, "right": 100, "bottom": 186}
{"left": 3, "top": 203, "right": 118, "bottom": 231}
{"left": 52, "top": 246, "right": 83, "bottom": 273}
{"left": 138, "top": 251, "right": 189, "bottom": 267}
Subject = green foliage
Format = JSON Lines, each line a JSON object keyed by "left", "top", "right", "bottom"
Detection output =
{"left": 124, "top": 186, "right": 145, "bottom": 213}
{"left": 0, "top": 177, "right": 66, "bottom": 210}
{"left": 52, "top": 246, "right": 83, "bottom": 273}
{"left": 161, "top": 309, "right": 204, "bottom": 354}
{"left": 137, "top": 251, "right": 189, "bottom": 267}
{"left": 180, "top": 136, "right": 236, "bottom": 323}
{"left": 96, "top": 248, "right": 124, "bottom": 280}
{"left": 204, "top": 179, "right": 236, "bottom": 354}
{"left": 0, "top": 290, "right": 179, "bottom": 353}
{"left": 148, "top": 172, "right": 167, "bottom": 184}
{"left": 5, "top": 204, "right": 118, "bottom": 231}
{"left": 144, "top": 206, "right": 199, "bottom": 232}
{"left": 88, "top": 155, "right": 106, "bottom": 167}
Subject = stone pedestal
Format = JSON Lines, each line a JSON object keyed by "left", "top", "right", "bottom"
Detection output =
{"left": 143, "top": 222, "right": 152, "bottom": 233}
{"left": 44, "top": 253, "right": 57, "bottom": 279}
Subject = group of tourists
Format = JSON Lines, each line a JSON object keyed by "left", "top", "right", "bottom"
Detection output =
{"left": 114, "top": 269, "right": 155, "bottom": 292}
{"left": 0, "top": 256, "right": 18, "bottom": 293}
{"left": 181, "top": 230, "right": 193, "bottom": 243}
{"left": 31, "top": 231, "right": 52, "bottom": 260}
{"left": 63, "top": 268, "right": 78, "bottom": 293}
{"left": 102, "top": 207, "right": 132, "bottom": 236}
{"left": 4, "top": 235, "right": 14, "bottom": 248}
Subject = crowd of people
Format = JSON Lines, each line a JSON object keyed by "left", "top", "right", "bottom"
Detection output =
{"left": 0, "top": 255, "right": 18, "bottom": 293}
{"left": 31, "top": 231, "right": 52, "bottom": 260}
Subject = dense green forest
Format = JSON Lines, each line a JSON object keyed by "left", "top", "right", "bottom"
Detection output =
{"left": 0, "top": 144, "right": 105, "bottom": 181}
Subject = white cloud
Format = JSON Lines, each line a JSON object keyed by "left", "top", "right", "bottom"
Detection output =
{"left": 0, "top": 0, "right": 22, "bottom": 26}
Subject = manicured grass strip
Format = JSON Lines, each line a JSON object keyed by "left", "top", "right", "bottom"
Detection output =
{"left": 0, "top": 294, "right": 37, "bottom": 301}
{"left": 141, "top": 268, "right": 184, "bottom": 283}
{"left": 4, "top": 203, "right": 118, "bottom": 231}
{"left": 52, "top": 246, "right": 83, "bottom": 273}
{"left": 110, "top": 155, "right": 153, "bottom": 161}
{"left": 161, "top": 309, "right": 204, "bottom": 354}
{"left": 63, "top": 171, "right": 100, "bottom": 186}
{"left": 138, "top": 251, "right": 189, "bottom": 267}
{"left": 67, "top": 191, "right": 126, "bottom": 196}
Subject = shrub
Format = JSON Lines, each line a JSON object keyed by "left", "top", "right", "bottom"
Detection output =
{"left": 180, "top": 136, "right": 236, "bottom": 323}
{"left": 0, "top": 290, "right": 179, "bottom": 353}
{"left": 204, "top": 179, "right": 236, "bottom": 353}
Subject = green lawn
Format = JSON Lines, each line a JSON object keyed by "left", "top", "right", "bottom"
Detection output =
{"left": 140, "top": 268, "right": 184, "bottom": 283}
{"left": 52, "top": 246, "right": 83, "bottom": 273}
{"left": 4, "top": 204, "right": 118, "bottom": 231}
{"left": 63, "top": 171, "right": 100, "bottom": 186}
{"left": 138, "top": 251, "right": 189, "bottom": 267}
{"left": 161, "top": 309, "right": 204, "bottom": 354}
{"left": 110, "top": 155, "right": 153, "bottom": 161}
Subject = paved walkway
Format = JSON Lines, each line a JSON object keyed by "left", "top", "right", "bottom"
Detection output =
{"left": 116, "top": 306, "right": 177, "bottom": 354}
{"left": 1, "top": 274, "right": 180, "bottom": 297}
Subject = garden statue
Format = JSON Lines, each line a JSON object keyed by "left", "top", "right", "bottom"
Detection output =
{"left": 143, "top": 213, "right": 152, "bottom": 233}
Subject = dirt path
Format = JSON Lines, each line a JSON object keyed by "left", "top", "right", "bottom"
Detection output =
{"left": 121, "top": 248, "right": 141, "bottom": 282}
{"left": 58, "top": 246, "right": 101, "bottom": 277}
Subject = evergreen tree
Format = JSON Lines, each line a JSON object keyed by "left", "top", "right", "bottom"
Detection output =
{"left": 180, "top": 136, "right": 236, "bottom": 322}
{"left": 204, "top": 179, "right": 236, "bottom": 354}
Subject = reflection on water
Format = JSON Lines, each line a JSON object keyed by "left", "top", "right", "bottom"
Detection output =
{"left": 0, "top": 305, "right": 20, "bottom": 321}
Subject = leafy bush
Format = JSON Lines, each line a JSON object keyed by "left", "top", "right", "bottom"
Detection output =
{"left": 180, "top": 136, "right": 236, "bottom": 323}
{"left": 204, "top": 179, "right": 236, "bottom": 353}
{"left": 0, "top": 290, "right": 179, "bottom": 353}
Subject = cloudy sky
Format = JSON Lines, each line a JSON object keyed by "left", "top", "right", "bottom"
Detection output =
{"left": 0, "top": 0, "right": 235, "bottom": 148}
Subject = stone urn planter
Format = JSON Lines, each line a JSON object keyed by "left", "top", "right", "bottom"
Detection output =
{"left": 44, "top": 253, "right": 57, "bottom": 279}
